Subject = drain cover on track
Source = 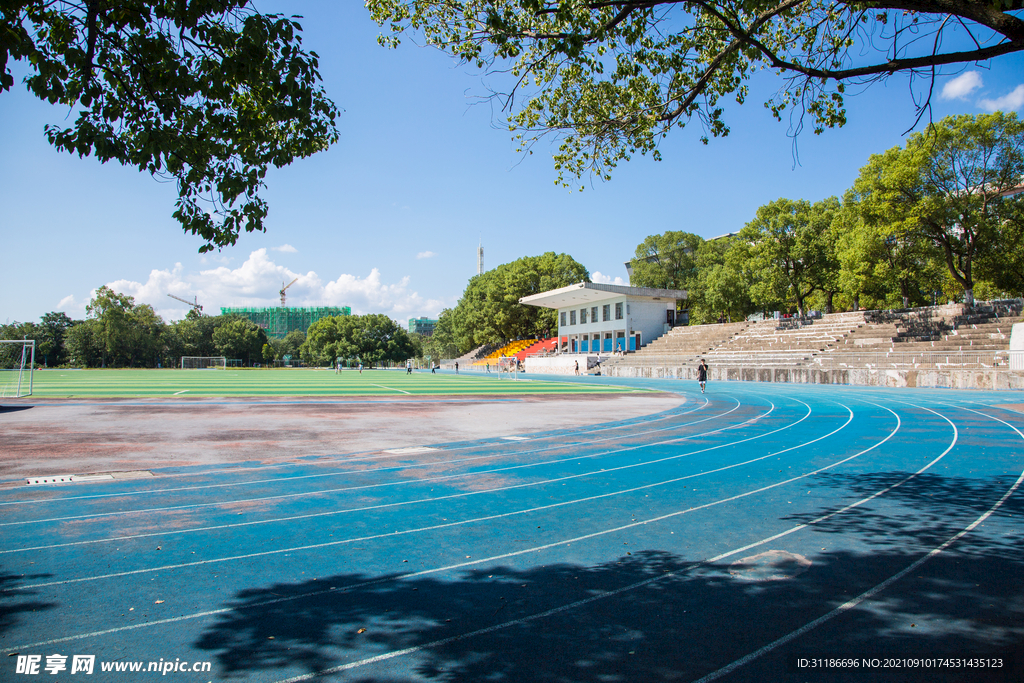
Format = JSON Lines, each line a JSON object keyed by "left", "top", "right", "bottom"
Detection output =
{"left": 729, "top": 550, "right": 812, "bottom": 581}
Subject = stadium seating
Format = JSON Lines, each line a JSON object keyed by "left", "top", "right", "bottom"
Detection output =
{"left": 513, "top": 338, "right": 557, "bottom": 361}
{"left": 473, "top": 339, "right": 536, "bottom": 366}
{"left": 603, "top": 300, "right": 1024, "bottom": 374}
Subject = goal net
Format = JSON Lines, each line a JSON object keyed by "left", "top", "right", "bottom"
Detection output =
{"left": 497, "top": 356, "right": 519, "bottom": 380}
{"left": 181, "top": 356, "right": 227, "bottom": 369}
{"left": 0, "top": 339, "right": 35, "bottom": 397}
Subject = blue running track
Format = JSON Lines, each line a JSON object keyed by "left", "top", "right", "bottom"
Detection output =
{"left": 1, "top": 377, "right": 1022, "bottom": 682}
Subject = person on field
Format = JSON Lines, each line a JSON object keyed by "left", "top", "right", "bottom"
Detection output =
{"left": 455, "top": 361, "right": 459, "bottom": 374}
{"left": 407, "top": 359, "right": 413, "bottom": 374}
{"left": 358, "top": 362, "right": 363, "bottom": 374}
{"left": 431, "top": 362, "right": 437, "bottom": 374}
{"left": 574, "top": 360, "right": 580, "bottom": 376}
{"left": 697, "top": 358, "right": 709, "bottom": 393}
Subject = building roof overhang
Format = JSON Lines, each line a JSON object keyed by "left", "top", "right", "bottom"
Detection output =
{"left": 519, "top": 282, "right": 688, "bottom": 310}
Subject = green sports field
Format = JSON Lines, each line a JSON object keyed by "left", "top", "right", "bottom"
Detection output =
{"left": 23, "top": 368, "right": 650, "bottom": 398}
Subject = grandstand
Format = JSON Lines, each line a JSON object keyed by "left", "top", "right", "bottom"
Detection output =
{"left": 474, "top": 339, "right": 536, "bottom": 366}
{"left": 600, "top": 300, "right": 1024, "bottom": 388}
{"left": 515, "top": 338, "right": 558, "bottom": 361}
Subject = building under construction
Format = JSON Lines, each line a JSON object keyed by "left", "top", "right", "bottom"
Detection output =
{"left": 221, "top": 306, "right": 351, "bottom": 339}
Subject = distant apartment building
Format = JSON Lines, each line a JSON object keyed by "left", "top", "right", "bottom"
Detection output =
{"left": 221, "top": 306, "right": 350, "bottom": 339}
{"left": 408, "top": 317, "right": 438, "bottom": 336}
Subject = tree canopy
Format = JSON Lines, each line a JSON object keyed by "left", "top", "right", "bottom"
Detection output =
{"left": 370, "top": 0, "right": 1024, "bottom": 185}
{"left": 443, "top": 252, "right": 590, "bottom": 353}
{"left": 302, "top": 314, "right": 417, "bottom": 367}
{"left": 628, "top": 231, "right": 703, "bottom": 292}
{"left": 853, "top": 112, "right": 1024, "bottom": 305}
{"left": 3, "top": 1, "right": 339, "bottom": 251}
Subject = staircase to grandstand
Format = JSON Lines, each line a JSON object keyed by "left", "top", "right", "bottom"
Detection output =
{"left": 601, "top": 300, "right": 1024, "bottom": 376}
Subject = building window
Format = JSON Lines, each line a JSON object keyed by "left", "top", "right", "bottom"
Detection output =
{"left": 591, "top": 306, "right": 598, "bottom": 323}
{"left": 603, "top": 304, "right": 610, "bottom": 321}
{"left": 560, "top": 312, "right": 566, "bottom": 326}
{"left": 615, "top": 302, "right": 623, "bottom": 320}
{"left": 580, "top": 308, "right": 587, "bottom": 324}
{"left": 570, "top": 310, "right": 576, "bottom": 325}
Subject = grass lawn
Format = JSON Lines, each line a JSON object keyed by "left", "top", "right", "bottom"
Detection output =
{"left": 24, "top": 368, "right": 651, "bottom": 398}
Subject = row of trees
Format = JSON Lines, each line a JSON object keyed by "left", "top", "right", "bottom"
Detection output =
{"left": 631, "top": 113, "right": 1024, "bottom": 324}
{"left": 2, "top": 288, "right": 278, "bottom": 368}
{"left": 1, "top": 288, "right": 423, "bottom": 369}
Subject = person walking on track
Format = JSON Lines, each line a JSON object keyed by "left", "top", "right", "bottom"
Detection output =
{"left": 697, "top": 358, "right": 709, "bottom": 393}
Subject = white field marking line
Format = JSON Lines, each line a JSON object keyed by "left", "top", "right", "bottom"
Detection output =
{"left": 1, "top": 399, "right": 897, "bottom": 655}
{"left": 690, "top": 403, "right": 1021, "bottom": 683}
{"left": 0, "top": 397, "right": 709, "bottom": 508}
{"left": 0, "top": 397, "right": 757, "bottom": 528}
{"left": 5, "top": 398, "right": 853, "bottom": 592}
{"left": 172, "top": 390, "right": 189, "bottom": 395}
{"left": 370, "top": 384, "right": 411, "bottom": 395}
{"left": 0, "top": 399, "right": 772, "bottom": 553}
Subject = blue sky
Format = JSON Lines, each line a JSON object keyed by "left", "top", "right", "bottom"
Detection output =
{"left": 2, "top": 3, "right": 1023, "bottom": 326}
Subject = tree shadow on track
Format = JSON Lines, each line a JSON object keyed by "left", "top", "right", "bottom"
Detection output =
{"left": 194, "top": 547, "right": 1023, "bottom": 682}
{"left": 784, "top": 472, "right": 1024, "bottom": 560}
{"left": 0, "top": 570, "right": 56, "bottom": 639}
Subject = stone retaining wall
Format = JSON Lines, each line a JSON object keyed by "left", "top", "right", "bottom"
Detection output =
{"left": 604, "top": 363, "right": 1024, "bottom": 390}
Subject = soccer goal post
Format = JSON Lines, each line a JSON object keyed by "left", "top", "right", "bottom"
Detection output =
{"left": 0, "top": 339, "right": 35, "bottom": 397}
{"left": 497, "top": 356, "right": 519, "bottom": 380}
{"left": 181, "top": 356, "right": 227, "bottom": 369}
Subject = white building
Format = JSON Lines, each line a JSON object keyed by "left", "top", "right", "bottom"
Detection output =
{"left": 519, "top": 282, "right": 688, "bottom": 355}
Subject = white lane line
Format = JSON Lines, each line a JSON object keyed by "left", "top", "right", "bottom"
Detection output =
{"left": 0, "top": 399, "right": 773, "bottom": 553}
{"left": 691, "top": 403, "right": 1023, "bottom": 683}
{"left": 0, "top": 397, "right": 712, "bottom": 508}
{"left": 280, "top": 400, "right": 989, "bottom": 683}
{"left": 0, "top": 400, "right": 899, "bottom": 653}
{"left": 2, "top": 399, "right": 847, "bottom": 593}
{"left": 0, "top": 395, "right": 798, "bottom": 557}
{"left": 172, "top": 390, "right": 189, "bottom": 395}
{"left": 0, "top": 398, "right": 758, "bottom": 528}
{"left": 371, "top": 384, "right": 410, "bottom": 395}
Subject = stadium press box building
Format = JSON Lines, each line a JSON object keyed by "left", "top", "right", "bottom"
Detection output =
{"left": 221, "top": 306, "right": 351, "bottom": 339}
{"left": 520, "top": 282, "right": 688, "bottom": 355}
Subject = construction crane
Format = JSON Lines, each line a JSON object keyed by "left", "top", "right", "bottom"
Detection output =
{"left": 167, "top": 293, "right": 203, "bottom": 314}
{"left": 280, "top": 278, "right": 299, "bottom": 307}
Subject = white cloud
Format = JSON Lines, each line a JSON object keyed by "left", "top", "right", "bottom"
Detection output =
{"left": 272, "top": 244, "right": 298, "bottom": 253}
{"left": 591, "top": 271, "right": 627, "bottom": 286}
{"left": 416, "top": 251, "right": 437, "bottom": 259}
{"left": 56, "top": 295, "right": 85, "bottom": 319}
{"left": 940, "top": 71, "right": 983, "bottom": 101}
{"left": 978, "top": 84, "right": 1024, "bottom": 112}
{"left": 92, "top": 249, "right": 448, "bottom": 323}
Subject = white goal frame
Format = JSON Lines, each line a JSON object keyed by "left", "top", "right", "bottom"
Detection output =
{"left": 181, "top": 356, "right": 227, "bottom": 370}
{"left": 497, "top": 356, "right": 519, "bottom": 380}
{"left": 0, "top": 339, "right": 35, "bottom": 397}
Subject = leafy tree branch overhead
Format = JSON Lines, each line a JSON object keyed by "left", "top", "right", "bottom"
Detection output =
{"left": 368, "top": 0, "right": 1024, "bottom": 185}
{"left": 2, "top": 1, "right": 340, "bottom": 252}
